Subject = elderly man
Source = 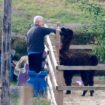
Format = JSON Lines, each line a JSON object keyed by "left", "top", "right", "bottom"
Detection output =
{"left": 27, "top": 16, "right": 60, "bottom": 73}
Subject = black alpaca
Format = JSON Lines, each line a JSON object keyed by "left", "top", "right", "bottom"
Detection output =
{"left": 60, "top": 28, "right": 98, "bottom": 96}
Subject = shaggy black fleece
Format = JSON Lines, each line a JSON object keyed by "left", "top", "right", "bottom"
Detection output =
{"left": 60, "top": 27, "right": 98, "bottom": 96}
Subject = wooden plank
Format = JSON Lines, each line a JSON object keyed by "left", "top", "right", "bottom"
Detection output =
{"left": 70, "top": 45, "right": 96, "bottom": 49}
{"left": 46, "top": 36, "right": 63, "bottom": 105}
{"left": 55, "top": 25, "right": 61, "bottom": 59}
{"left": 19, "top": 86, "right": 32, "bottom": 105}
{"left": 46, "top": 45, "right": 57, "bottom": 73}
{"left": 94, "top": 80, "right": 105, "bottom": 84}
{"left": 56, "top": 68, "right": 63, "bottom": 105}
{"left": 47, "top": 55, "right": 58, "bottom": 88}
{"left": 57, "top": 86, "right": 105, "bottom": 91}
{"left": 47, "top": 76, "right": 57, "bottom": 105}
{"left": 57, "top": 64, "right": 105, "bottom": 71}
{"left": 46, "top": 36, "right": 58, "bottom": 67}
{"left": 46, "top": 52, "right": 61, "bottom": 105}
{"left": 46, "top": 36, "right": 59, "bottom": 78}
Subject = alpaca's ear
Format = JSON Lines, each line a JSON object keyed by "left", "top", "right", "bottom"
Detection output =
{"left": 61, "top": 27, "right": 66, "bottom": 33}
{"left": 61, "top": 27, "right": 65, "bottom": 31}
{"left": 60, "top": 27, "right": 66, "bottom": 36}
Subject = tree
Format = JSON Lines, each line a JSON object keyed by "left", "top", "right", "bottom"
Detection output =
{"left": 1, "top": 0, "right": 12, "bottom": 105}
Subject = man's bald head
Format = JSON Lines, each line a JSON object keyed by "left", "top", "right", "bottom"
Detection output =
{"left": 33, "top": 16, "right": 44, "bottom": 27}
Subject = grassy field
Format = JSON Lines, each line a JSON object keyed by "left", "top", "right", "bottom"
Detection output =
{"left": 0, "top": 0, "right": 105, "bottom": 34}
{"left": 10, "top": 96, "right": 49, "bottom": 105}
{"left": 10, "top": 95, "right": 50, "bottom": 105}
{"left": 0, "top": 0, "right": 105, "bottom": 60}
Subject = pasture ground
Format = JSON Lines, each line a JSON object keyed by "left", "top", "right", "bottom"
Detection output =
{"left": 64, "top": 90, "right": 105, "bottom": 105}
{"left": 63, "top": 76, "right": 105, "bottom": 105}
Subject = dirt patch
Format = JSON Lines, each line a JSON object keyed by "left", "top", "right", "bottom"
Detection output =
{"left": 64, "top": 90, "right": 105, "bottom": 105}
{"left": 63, "top": 76, "right": 105, "bottom": 105}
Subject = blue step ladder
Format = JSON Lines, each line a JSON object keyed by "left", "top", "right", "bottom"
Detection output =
{"left": 27, "top": 70, "right": 48, "bottom": 97}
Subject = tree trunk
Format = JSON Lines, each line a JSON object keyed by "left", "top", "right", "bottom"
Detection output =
{"left": 1, "top": 0, "right": 12, "bottom": 105}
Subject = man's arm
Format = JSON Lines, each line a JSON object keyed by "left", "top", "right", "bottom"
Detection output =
{"left": 41, "top": 27, "right": 56, "bottom": 35}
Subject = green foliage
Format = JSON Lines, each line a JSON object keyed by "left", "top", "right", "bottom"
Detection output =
{"left": 66, "top": 0, "right": 81, "bottom": 3}
{"left": 79, "top": 3, "right": 105, "bottom": 62}
{"left": 77, "top": 1, "right": 105, "bottom": 62}
{"left": 0, "top": 0, "right": 104, "bottom": 34}
{"left": 95, "top": 21, "right": 105, "bottom": 62}
{"left": 93, "top": 46, "right": 105, "bottom": 63}
{"left": 10, "top": 94, "right": 19, "bottom": 105}
{"left": 79, "top": 1, "right": 102, "bottom": 16}
{"left": 10, "top": 92, "right": 50, "bottom": 105}
{"left": 0, "top": 0, "right": 102, "bottom": 34}
{"left": 12, "top": 16, "right": 32, "bottom": 34}
{"left": 32, "top": 97, "right": 50, "bottom": 105}
{"left": 12, "top": 38, "right": 27, "bottom": 59}
{"left": 0, "top": 0, "right": 105, "bottom": 61}
{"left": 4, "top": 0, "right": 102, "bottom": 34}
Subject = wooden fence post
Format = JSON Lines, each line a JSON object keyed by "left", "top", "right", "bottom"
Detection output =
{"left": 56, "top": 69, "right": 63, "bottom": 105}
{"left": 1, "top": 0, "right": 12, "bottom": 105}
{"left": 55, "top": 23, "right": 63, "bottom": 105}
{"left": 55, "top": 23, "right": 61, "bottom": 62}
{"left": 19, "top": 86, "right": 32, "bottom": 105}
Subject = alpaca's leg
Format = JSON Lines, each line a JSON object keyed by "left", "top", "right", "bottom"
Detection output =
{"left": 63, "top": 71, "right": 73, "bottom": 94}
{"left": 80, "top": 71, "right": 89, "bottom": 96}
{"left": 88, "top": 71, "right": 95, "bottom": 96}
{"left": 90, "top": 90, "right": 94, "bottom": 96}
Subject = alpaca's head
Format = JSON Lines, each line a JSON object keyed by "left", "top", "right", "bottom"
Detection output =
{"left": 60, "top": 27, "right": 73, "bottom": 54}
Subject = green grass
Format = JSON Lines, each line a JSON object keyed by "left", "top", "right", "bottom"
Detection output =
{"left": 10, "top": 94, "right": 50, "bottom": 105}
{"left": 0, "top": 0, "right": 105, "bottom": 34}
{"left": 10, "top": 94, "right": 19, "bottom": 105}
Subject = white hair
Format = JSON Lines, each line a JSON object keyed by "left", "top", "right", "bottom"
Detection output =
{"left": 33, "top": 16, "right": 44, "bottom": 24}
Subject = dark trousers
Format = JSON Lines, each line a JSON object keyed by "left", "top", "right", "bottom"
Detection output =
{"left": 28, "top": 53, "right": 43, "bottom": 73}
